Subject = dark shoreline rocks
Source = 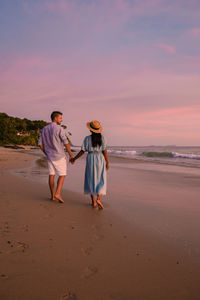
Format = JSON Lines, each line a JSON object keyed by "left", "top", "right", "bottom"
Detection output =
{"left": 3, "top": 145, "right": 25, "bottom": 150}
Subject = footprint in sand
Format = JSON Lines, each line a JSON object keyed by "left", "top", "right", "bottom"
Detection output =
{"left": 17, "top": 241, "right": 29, "bottom": 252}
{"left": 41, "top": 213, "right": 54, "bottom": 220}
{"left": 0, "top": 274, "right": 8, "bottom": 280}
{"left": 82, "top": 266, "right": 98, "bottom": 279}
{"left": 3, "top": 222, "right": 10, "bottom": 234}
{"left": 5, "top": 240, "right": 29, "bottom": 254}
{"left": 92, "top": 233, "right": 104, "bottom": 241}
{"left": 91, "top": 224, "right": 104, "bottom": 241}
{"left": 40, "top": 203, "right": 49, "bottom": 209}
{"left": 20, "top": 224, "right": 29, "bottom": 232}
{"left": 60, "top": 289, "right": 77, "bottom": 300}
{"left": 91, "top": 224, "right": 101, "bottom": 231}
{"left": 81, "top": 246, "right": 93, "bottom": 256}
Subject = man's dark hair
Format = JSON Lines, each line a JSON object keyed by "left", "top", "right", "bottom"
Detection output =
{"left": 51, "top": 111, "right": 63, "bottom": 121}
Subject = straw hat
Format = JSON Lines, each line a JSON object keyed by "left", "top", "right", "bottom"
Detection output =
{"left": 87, "top": 120, "right": 102, "bottom": 133}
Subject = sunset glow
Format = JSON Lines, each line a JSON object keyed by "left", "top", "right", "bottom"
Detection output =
{"left": 0, "top": 0, "right": 200, "bottom": 145}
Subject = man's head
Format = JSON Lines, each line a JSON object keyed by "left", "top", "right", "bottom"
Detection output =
{"left": 51, "top": 111, "right": 63, "bottom": 125}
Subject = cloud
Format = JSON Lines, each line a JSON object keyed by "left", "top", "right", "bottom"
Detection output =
{"left": 156, "top": 43, "right": 176, "bottom": 54}
{"left": 1, "top": 51, "right": 200, "bottom": 108}
{"left": 189, "top": 28, "right": 200, "bottom": 37}
{"left": 2, "top": 0, "right": 200, "bottom": 145}
{"left": 22, "top": 0, "right": 199, "bottom": 33}
{"left": 24, "top": 0, "right": 200, "bottom": 20}
{"left": 111, "top": 104, "right": 200, "bottom": 143}
{"left": 45, "top": 0, "right": 70, "bottom": 13}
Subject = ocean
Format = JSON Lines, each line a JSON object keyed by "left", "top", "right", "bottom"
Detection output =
{"left": 12, "top": 145, "right": 200, "bottom": 201}
{"left": 71, "top": 145, "right": 200, "bottom": 168}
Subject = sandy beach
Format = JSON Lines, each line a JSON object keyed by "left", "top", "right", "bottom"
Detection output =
{"left": 1, "top": 147, "right": 200, "bottom": 300}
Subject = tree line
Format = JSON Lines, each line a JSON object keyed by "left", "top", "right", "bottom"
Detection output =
{"left": 0, "top": 112, "right": 48, "bottom": 145}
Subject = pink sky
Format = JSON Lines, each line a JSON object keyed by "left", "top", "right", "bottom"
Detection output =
{"left": 0, "top": 0, "right": 200, "bottom": 145}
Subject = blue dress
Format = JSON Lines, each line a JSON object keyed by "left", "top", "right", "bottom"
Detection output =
{"left": 81, "top": 135, "right": 107, "bottom": 195}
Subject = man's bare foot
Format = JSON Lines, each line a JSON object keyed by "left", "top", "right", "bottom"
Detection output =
{"left": 55, "top": 194, "right": 64, "bottom": 203}
{"left": 50, "top": 196, "right": 56, "bottom": 201}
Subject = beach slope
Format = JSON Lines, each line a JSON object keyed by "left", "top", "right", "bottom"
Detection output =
{"left": 0, "top": 148, "right": 200, "bottom": 300}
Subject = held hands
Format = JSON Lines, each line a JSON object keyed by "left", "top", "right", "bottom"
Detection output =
{"left": 70, "top": 157, "right": 75, "bottom": 164}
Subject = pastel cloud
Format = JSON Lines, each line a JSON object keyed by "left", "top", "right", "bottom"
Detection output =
{"left": 1, "top": 51, "right": 199, "bottom": 104}
{"left": 111, "top": 105, "right": 200, "bottom": 143}
{"left": 156, "top": 43, "right": 176, "bottom": 54}
{"left": 1, "top": 59, "right": 200, "bottom": 145}
{"left": 25, "top": 0, "right": 200, "bottom": 20}
{"left": 1, "top": 0, "right": 200, "bottom": 145}
{"left": 126, "top": 106, "right": 200, "bottom": 130}
{"left": 189, "top": 28, "right": 200, "bottom": 37}
{"left": 45, "top": 0, "right": 71, "bottom": 13}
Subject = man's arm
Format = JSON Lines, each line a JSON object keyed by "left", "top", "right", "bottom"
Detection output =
{"left": 64, "top": 143, "right": 73, "bottom": 160}
{"left": 38, "top": 130, "right": 46, "bottom": 155}
{"left": 39, "top": 144, "right": 46, "bottom": 155}
{"left": 60, "top": 127, "right": 73, "bottom": 160}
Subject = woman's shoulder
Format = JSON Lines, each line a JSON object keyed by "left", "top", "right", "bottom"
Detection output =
{"left": 83, "top": 135, "right": 91, "bottom": 143}
{"left": 84, "top": 135, "right": 91, "bottom": 140}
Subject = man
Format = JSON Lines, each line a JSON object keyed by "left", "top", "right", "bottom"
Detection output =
{"left": 38, "top": 111, "right": 73, "bottom": 203}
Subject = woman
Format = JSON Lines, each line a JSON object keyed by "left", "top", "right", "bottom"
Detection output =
{"left": 71, "top": 120, "right": 109, "bottom": 209}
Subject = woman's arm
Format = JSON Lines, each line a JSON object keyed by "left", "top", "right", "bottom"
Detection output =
{"left": 103, "top": 149, "right": 109, "bottom": 170}
{"left": 71, "top": 150, "right": 85, "bottom": 163}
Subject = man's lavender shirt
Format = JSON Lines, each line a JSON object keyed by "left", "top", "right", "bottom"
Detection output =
{"left": 38, "top": 122, "right": 68, "bottom": 161}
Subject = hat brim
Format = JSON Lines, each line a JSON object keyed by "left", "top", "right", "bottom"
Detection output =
{"left": 87, "top": 122, "right": 102, "bottom": 133}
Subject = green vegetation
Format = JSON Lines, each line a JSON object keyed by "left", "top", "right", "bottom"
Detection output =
{"left": 0, "top": 112, "right": 48, "bottom": 145}
{"left": 0, "top": 112, "right": 73, "bottom": 146}
{"left": 142, "top": 152, "right": 173, "bottom": 158}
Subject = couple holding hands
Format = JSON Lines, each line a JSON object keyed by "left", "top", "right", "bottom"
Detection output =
{"left": 38, "top": 111, "right": 109, "bottom": 209}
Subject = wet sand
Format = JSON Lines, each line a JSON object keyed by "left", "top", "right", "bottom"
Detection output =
{"left": 0, "top": 147, "right": 200, "bottom": 300}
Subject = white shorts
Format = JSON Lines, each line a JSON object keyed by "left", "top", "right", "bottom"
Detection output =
{"left": 47, "top": 157, "right": 67, "bottom": 176}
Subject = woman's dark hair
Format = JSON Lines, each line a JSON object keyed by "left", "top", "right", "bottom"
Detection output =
{"left": 91, "top": 131, "right": 102, "bottom": 148}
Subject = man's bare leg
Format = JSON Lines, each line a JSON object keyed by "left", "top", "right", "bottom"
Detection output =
{"left": 55, "top": 176, "right": 66, "bottom": 203}
{"left": 49, "top": 175, "right": 56, "bottom": 200}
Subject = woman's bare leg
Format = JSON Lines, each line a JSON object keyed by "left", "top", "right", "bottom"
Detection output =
{"left": 97, "top": 194, "right": 104, "bottom": 209}
{"left": 91, "top": 194, "right": 97, "bottom": 207}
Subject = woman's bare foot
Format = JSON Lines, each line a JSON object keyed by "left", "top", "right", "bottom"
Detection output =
{"left": 55, "top": 194, "right": 64, "bottom": 203}
{"left": 93, "top": 201, "right": 98, "bottom": 208}
{"left": 90, "top": 195, "right": 97, "bottom": 208}
{"left": 96, "top": 200, "right": 104, "bottom": 209}
{"left": 51, "top": 197, "right": 56, "bottom": 201}
{"left": 96, "top": 194, "right": 103, "bottom": 209}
